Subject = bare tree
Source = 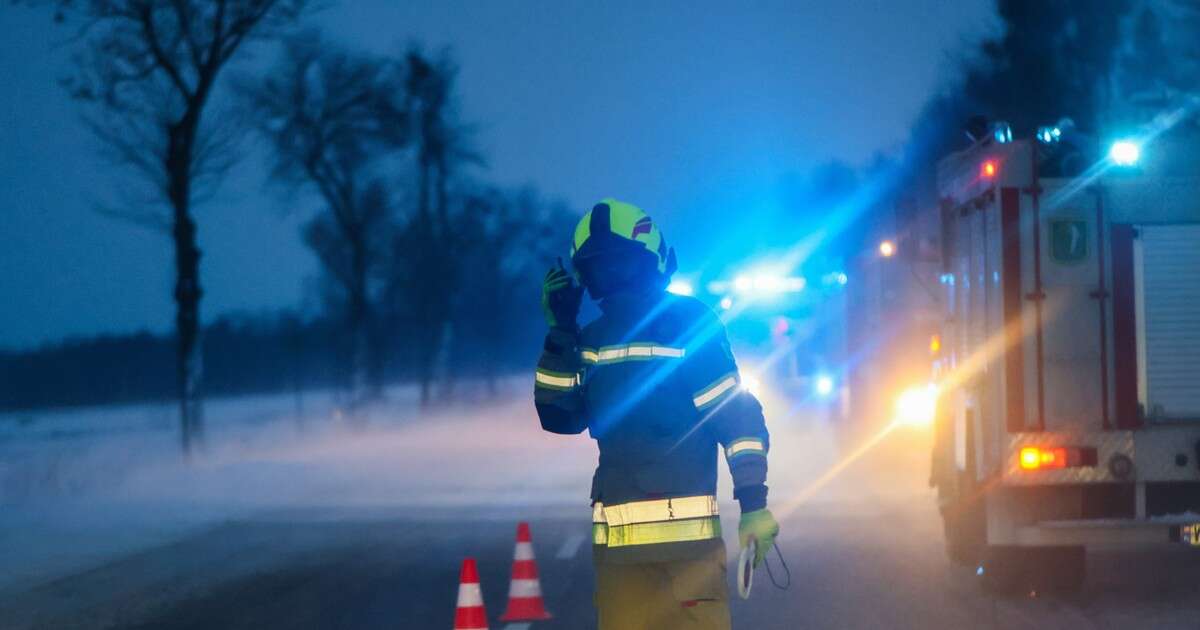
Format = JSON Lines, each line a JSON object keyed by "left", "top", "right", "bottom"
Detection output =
{"left": 452, "top": 187, "right": 577, "bottom": 395}
{"left": 242, "top": 34, "right": 407, "bottom": 408}
{"left": 50, "top": 0, "right": 307, "bottom": 453}
{"left": 398, "top": 47, "right": 481, "bottom": 406}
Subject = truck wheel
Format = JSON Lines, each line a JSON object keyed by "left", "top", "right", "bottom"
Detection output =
{"left": 977, "top": 546, "right": 1086, "bottom": 595}
{"left": 941, "top": 482, "right": 986, "bottom": 566}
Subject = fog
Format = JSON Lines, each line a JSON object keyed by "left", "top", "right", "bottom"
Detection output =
{"left": 1, "top": 377, "right": 932, "bottom": 595}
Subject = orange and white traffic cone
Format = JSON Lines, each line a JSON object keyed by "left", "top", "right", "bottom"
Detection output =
{"left": 454, "top": 557, "right": 489, "bottom": 630}
{"left": 499, "top": 522, "right": 553, "bottom": 622}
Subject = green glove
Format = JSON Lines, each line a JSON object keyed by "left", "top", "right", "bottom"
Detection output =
{"left": 739, "top": 508, "right": 779, "bottom": 568}
{"left": 541, "top": 259, "right": 583, "bottom": 330}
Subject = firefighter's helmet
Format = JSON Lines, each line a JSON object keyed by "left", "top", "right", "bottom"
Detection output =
{"left": 570, "top": 198, "right": 677, "bottom": 298}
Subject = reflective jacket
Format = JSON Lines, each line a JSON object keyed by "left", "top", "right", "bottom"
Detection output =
{"left": 534, "top": 289, "right": 769, "bottom": 560}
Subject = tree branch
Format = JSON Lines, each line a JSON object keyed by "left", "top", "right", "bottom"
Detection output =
{"left": 135, "top": 2, "right": 193, "bottom": 99}
{"left": 170, "top": 0, "right": 205, "bottom": 70}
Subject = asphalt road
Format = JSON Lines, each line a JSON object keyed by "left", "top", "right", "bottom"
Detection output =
{"left": 3, "top": 411, "right": 1200, "bottom": 629}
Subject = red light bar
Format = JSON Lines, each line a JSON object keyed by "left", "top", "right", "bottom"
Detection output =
{"left": 981, "top": 160, "right": 998, "bottom": 178}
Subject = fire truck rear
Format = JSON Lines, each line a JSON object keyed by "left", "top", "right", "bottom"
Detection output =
{"left": 930, "top": 127, "right": 1200, "bottom": 592}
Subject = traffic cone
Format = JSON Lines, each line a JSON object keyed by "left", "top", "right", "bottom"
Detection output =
{"left": 454, "top": 558, "right": 489, "bottom": 630}
{"left": 499, "top": 522, "right": 553, "bottom": 621}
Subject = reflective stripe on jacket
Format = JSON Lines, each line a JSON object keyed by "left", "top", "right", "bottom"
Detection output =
{"left": 591, "top": 495, "right": 721, "bottom": 547}
{"left": 534, "top": 291, "right": 769, "bottom": 556}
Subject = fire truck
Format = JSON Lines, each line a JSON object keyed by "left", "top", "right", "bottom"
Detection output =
{"left": 681, "top": 262, "right": 849, "bottom": 418}
{"left": 930, "top": 125, "right": 1200, "bottom": 592}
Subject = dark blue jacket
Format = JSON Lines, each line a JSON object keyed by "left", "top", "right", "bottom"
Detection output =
{"left": 534, "top": 290, "right": 769, "bottom": 514}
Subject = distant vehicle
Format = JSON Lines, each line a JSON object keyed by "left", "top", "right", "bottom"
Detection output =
{"left": 930, "top": 128, "right": 1200, "bottom": 592}
{"left": 691, "top": 267, "right": 848, "bottom": 419}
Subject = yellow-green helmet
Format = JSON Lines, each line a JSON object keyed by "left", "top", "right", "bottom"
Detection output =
{"left": 570, "top": 198, "right": 677, "bottom": 297}
{"left": 571, "top": 199, "right": 674, "bottom": 270}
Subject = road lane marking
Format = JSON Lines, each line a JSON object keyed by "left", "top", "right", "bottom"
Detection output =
{"left": 556, "top": 532, "right": 586, "bottom": 559}
{"left": 503, "top": 624, "right": 531, "bottom": 630}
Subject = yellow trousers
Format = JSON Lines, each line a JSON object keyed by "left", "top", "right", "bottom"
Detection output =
{"left": 594, "top": 543, "right": 731, "bottom": 630}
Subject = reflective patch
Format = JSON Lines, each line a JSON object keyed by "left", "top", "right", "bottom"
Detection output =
{"left": 593, "top": 502, "right": 609, "bottom": 545}
{"left": 605, "top": 517, "right": 721, "bottom": 547}
{"left": 602, "top": 495, "right": 719, "bottom": 526}
{"left": 591, "top": 496, "right": 722, "bottom": 547}
{"left": 579, "top": 343, "right": 686, "bottom": 365}
{"left": 693, "top": 373, "right": 738, "bottom": 410}
{"left": 725, "top": 438, "right": 766, "bottom": 460}
{"left": 592, "top": 522, "right": 609, "bottom": 545}
{"left": 535, "top": 368, "right": 578, "bottom": 390}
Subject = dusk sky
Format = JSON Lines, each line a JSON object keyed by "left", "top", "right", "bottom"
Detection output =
{"left": 0, "top": 1, "right": 996, "bottom": 350}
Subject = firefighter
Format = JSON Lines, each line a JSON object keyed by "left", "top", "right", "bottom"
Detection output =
{"left": 535, "top": 198, "right": 779, "bottom": 629}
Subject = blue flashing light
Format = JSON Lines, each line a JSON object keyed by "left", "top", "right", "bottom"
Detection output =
{"left": 1036, "top": 126, "right": 1063, "bottom": 144}
{"left": 992, "top": 121, "right": 1012, "bottom": 144}
{"left": 815, "top": 374, "right": 835, "bottom": 397}
{"left": 821, "top": 271, "right": 848, "bottom": 286}
{"left": 667, "top": 280, "right": 694, "bottom": 296}
{"left": 733, "top": 271, "right": 805, "bottom": 294}
{"left": 1109, "top": 140, "right": 1141, "bottom": 166}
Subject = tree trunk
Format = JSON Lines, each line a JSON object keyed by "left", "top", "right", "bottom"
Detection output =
{"left": 168, "top": 119, "right": 203, "bottom": 455}
{"left": 348, "top": 235, "right": 370, "bottom": 415}
{"left": 172, "top": 184, "right": 203, "bottom": 454}
{"left": 433, "top": 160, "right": 456, "bottom": 403}
{"left": 415, "top": 155, "right": 436, "bottom": 408}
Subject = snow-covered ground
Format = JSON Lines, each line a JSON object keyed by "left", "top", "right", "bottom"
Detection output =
{"left": 0, "top": 379, "right": 598, "bottom": 592}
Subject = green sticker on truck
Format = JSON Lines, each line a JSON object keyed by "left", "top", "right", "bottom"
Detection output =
{"left": 1050, "top": 219, "right": 1088, "bottom": 264}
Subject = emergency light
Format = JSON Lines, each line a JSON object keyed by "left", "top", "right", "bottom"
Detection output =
{"left": 1037, "top": 126, "right": 1063, "bottom": 144}
{"left": 731, "top": 273, "right": 806, "bottom": 294}
{"left": 895, "top": 384, "right": 938, "bottom": 427}
{"left": 1108, "top": 140, "right": 1141, "bottom": 166}
{"left": 991, "top": 121, "right": 1012, "bottom": 144}
{"left": 1017, "top": 445, "right": 1099, "bottom": 471}
{"left": 666, "top": 280, "right": 694, "bottom": 296}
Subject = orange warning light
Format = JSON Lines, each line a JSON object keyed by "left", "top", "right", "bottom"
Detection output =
{"left": 1018, "top": 446, "right": 1068, "bottom": 470}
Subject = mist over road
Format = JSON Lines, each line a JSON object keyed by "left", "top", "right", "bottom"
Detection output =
{"left": 2, "top": 385, "right": 1198, "bottom": 629}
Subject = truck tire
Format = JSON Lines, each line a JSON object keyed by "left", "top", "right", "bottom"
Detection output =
{"left": 978, "top": 546, "right": 1086, "bottom": 595}
{"left": 941, "top": 491, "right": 985, "bottom": 566}
{"left": 940, "top": 408, "right": 985, "bottom": 567}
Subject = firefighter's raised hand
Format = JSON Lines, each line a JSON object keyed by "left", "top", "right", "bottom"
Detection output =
{"left": 739, "top": 508, "right": 779, "bottom": 568}
{"left": 542, "top": 258, "right": 583, "bottom": 331}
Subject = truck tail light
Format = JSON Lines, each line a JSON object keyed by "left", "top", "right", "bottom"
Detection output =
{"left": 1020, "top": 446, "right": 1065, "bottom": 470}
{"left": 1018, "top": 446, "right": 1099, "bottom": 471}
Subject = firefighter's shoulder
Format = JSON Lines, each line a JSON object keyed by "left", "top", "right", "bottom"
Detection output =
{"left": 660, "top": 292, "right": 723, "bottom": 330}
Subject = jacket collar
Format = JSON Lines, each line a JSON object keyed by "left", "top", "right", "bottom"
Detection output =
{"left": 598, "top": 288, "right": 667, "bottom": 316}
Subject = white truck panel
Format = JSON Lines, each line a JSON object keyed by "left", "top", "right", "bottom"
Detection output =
{"left": 1136, "top": 224, "right": 1200, "bottom": 421}
{"left": 1035, "top": 180, "right": 1106, "bottom": 433}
